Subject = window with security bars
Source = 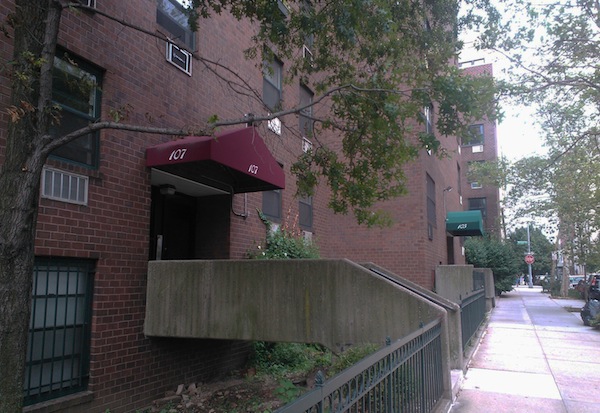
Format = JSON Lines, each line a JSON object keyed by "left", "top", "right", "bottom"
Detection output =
{"left": 24, "top": 259, "right": 94, "bottom": 406}
{"left": 41, "top": 168, "right": 88, "bottom": 205}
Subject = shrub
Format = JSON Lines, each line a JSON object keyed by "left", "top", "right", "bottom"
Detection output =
{"left": 247, "top": 210, "right": 319, "bottom": 259}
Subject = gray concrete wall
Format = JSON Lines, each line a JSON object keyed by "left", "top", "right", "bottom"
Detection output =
{"left": 435, "top": 265, "right": 476, "bottom": 305}
{"left": 145, "top": 259, "right": 447, "bottom": 351}
{"left": 362, "top": 263, "right": 464, "bottom": 369}
{"left": 481, "top": 268, "right": 496, "bottom": 311}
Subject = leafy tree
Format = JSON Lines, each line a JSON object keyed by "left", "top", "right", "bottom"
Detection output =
{"left": 508, "top": 226, "right": 553, "bottom": 277}
{"left": 469, "top": 0, "right": 600, "bottom": 273}
{"left": 464, "top": 236, "right": 521, "bottom": 295}
{"left": 0, "top": 1, "right": 500, "bottom": 410}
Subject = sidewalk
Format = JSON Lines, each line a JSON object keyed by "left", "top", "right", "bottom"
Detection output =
{"left": 450, "top": 286, "right": 600, "bottom": 413}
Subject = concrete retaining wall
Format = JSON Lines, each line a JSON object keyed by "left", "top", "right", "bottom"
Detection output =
{"left": 145, "top": 259, "right": 447, "bottom": 352}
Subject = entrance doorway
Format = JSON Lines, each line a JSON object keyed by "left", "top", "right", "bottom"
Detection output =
{"left": 149, "top": 186, "right": 231, "bottom": 260}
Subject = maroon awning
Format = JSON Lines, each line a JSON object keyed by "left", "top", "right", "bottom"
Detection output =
{"left": 146, "top": 127, "right": 285, "bottom": 193}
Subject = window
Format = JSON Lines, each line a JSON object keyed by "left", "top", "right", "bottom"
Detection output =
{"left": 301, "top": 0, "right": 315, "bottom": 59}
{"left": 299, "top": 196, "right": 313, "bottom": 230}
{"left": 468, "top": 197, "right": 487, "bottom": 219}
{"left": 299, "top": 84, "right": 314, "bottom": 138}
{"left": 157, "top": 0, "right": 195, "bottom": 50}
{"left": 424, "top": 104, "right": 434, "bottom": 135}
{"left": 465, "top": 124, "right": 484, "bottom": 146}
{"left": 426, "top": 174, "right": 436, "bottom": 239}
{"left": 278, "top": 0, "right": 290, "bottom": 16}
{"left": 263, "top": 56, "right": 283, "bottom": 110}
{"left": 50, "top": 52, "right": 102, "bottom": 168}
{"left": 24, "top": 258, "right": 94, "bottom": 405}
{"left": 41, "top": 167, "right": 89, "bottom": 205}
{"left": 457, "top": 163, "right": 462, "bottom": 198}
{"left": 423, "top": 104, "right": 434, "bottom": 155}
{"left": 468, "top": 161, "right": 484, "bottom": 189}
{"left": 262, "top": 189, "right": 282, "bottom": 221}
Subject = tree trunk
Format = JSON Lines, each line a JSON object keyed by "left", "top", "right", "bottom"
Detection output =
{"left": 0, "top": 1, "right": 62, "bottom": 411}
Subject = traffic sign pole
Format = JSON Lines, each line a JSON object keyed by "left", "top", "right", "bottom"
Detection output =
{"left": 527, "top": 225, "right": 533, "bottom": 288}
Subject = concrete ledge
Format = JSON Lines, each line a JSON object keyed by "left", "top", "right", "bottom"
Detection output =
{"left": 23, "top": 391, "right": 93, "bottom": 413}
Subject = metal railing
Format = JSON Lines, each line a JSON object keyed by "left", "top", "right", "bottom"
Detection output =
{"left": 276, "top": 319, "right": 444, "bottom": 413}
{"left": 460, "top": 289, "right": 486, "bottom": 350}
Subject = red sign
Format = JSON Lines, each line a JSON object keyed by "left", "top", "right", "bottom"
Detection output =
{"left": 525, "top": 254, "right": 535, "bottom": 265}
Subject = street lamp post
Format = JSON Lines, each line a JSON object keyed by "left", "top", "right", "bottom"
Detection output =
{"left": 527, "top": 225, "right": 533, "bottom": 288}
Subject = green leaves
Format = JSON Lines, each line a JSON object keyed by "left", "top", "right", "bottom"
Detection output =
{"left": 464, "top": 236, "right": 521, "bottom": 294}
{"left": 171, "top": 1, "right": 502, "bottom": 225}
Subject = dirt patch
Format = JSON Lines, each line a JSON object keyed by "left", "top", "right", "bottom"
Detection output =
{"left": 149, "top": 371, "right": 318, "bottom": 413}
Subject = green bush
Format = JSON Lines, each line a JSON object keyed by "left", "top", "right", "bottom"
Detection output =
{"left": 464, "top": 236, "right": 521, "bottom": 295}
{"left": 248, "top": 342, "right": 331, "bottom": 377}
{"left": 247, "top": 210, "right": 319, "bottom": 259}
{"left": 330, "top": 344, "right": 379, "bottom": 374}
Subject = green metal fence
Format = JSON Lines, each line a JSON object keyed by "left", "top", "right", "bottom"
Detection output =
{"left": 24, "top": 258, "right": 94, "bottom": 405}
{"left": 276, "top": 319, "right": 444, "bottom": 413}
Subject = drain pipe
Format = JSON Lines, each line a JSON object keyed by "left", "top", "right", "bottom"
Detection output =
{"left": 229, "top": 187, "right": 248, "bottom": 219}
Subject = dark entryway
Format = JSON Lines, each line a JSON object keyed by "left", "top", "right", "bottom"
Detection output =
{"left": 149, "top": 187, "right": 231, "bottom": 260}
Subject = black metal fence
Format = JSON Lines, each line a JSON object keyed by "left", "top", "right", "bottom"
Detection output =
{"left": 276, "top": 319, "right": 445, "bottom": 413}
{"left": 460, "top": 289, "right": 486, "bottom": 351}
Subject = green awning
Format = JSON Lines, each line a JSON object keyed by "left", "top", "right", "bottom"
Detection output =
{"left": 446, "top": 210, "right": 484, "bottom": 236}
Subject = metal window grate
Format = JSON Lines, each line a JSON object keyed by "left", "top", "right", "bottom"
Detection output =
{"left": 24, "top": 259, "right": 94, "bottom": 405}
{"left": 41, "top": 168, "right": 88, "bottom": 205}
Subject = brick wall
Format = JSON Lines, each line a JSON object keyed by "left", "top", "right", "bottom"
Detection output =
{"left": 1, "top": 1, "right": 476, "bottom": 411}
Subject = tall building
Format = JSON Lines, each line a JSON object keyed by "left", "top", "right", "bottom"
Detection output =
{"left": 0, "top": 2, "right": 494, "bottom": 411}
{"left": 458, "top": 61, "right": 502, "bottom": 236}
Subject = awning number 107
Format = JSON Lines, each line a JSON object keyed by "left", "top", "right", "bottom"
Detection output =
{"left": 169, "top": 148, "right": 187, "bottom": 161}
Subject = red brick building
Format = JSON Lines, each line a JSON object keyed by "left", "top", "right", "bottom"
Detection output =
{"left": 458, "top": 61, "right": 502, "bottom": 236}
{"left": 0, "top": 1, "right": 495, "bottom": 412}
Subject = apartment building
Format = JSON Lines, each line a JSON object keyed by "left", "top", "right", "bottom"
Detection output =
{"left": 458, "top": 62, "right": 502, "bottom": 236}
{"left": 0, "top": 1, "right": 491, "bottom": 411}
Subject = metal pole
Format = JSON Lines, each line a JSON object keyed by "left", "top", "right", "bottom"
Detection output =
{"left": 527, "top": 225, "right": 533, "bottom": 288}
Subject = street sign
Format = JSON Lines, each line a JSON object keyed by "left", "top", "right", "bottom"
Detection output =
{"left": 525, "top": 254, "right": 535, "bottom": 265}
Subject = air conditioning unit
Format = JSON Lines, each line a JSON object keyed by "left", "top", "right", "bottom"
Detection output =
{"left": 268, "top": 117, "right": 282, "bottom": 135}
{"left": 471, "top": 182, "right": 482, "bottom": 189}
{"left": 302, "top": 137, "right": 313, "bottom": 153}
{"left": 166, "top": 42, "right": 192, "bottom": 76}
{"left": 472, "top": 145, "right": 483, "bottom": 153}
{"left": 80, "top": 0, "right": 96, "bottom": 8}
{"left": 303, "top": 231, "right": 313, "bottom": 242}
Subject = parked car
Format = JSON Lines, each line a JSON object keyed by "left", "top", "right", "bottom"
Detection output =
{"left": 581, "top": 299, "right": 600, "bottom": 326}
{"left": 570, "top": 276, "right": 584, "bottom": 289}
{"left": 589, "top": 274, "right": 600, "bottom": 300}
